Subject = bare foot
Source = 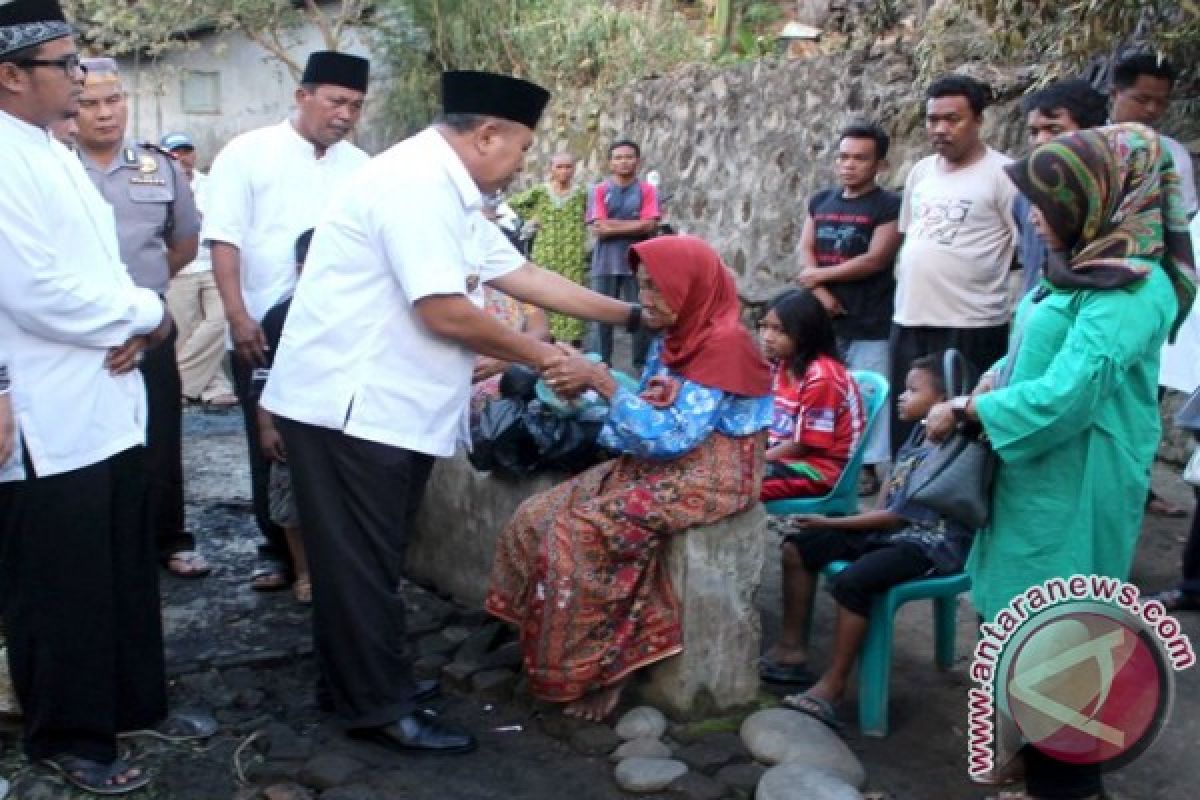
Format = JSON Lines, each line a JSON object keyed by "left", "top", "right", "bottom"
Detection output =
{"left": 563, "top": 681, "right": 626, "bottom": 722}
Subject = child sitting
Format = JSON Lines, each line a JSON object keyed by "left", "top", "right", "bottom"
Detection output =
{"left": 759, "top": 288, "right": 864, "bottom": 502}
{"left": 253, "top": 229, "right": 314, "bottom": 604}
{"left": 759, "top": 354, "right": 975, "bottom": 728}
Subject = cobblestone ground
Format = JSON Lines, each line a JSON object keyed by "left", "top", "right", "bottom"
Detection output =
{"left": 3, "top": 370, "right": 1199, "bottom": 798}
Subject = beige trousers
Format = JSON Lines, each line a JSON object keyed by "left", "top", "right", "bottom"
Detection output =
{"left": 166, "top": 270, "right": 233, "bottom": 401}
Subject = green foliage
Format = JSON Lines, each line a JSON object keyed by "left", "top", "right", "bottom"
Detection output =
{"left": 954, "top": 0, "right": 1200, "bottom": 82}
{"left": 370, "top": 0, "right": 705, "bottom": 138}
{"left": 64, "top": 1, "right": 371, "bottom": 76}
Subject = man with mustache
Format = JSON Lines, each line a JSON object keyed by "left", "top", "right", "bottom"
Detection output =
{"left": 888, "top": 73, "right": 1019, "bottom": 451}
{"left": 203, "top": 50, "right": 370, "bottom": 593}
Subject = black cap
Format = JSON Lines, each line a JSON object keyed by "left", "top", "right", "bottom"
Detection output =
{"left": 441, "top": 70, "right": 551, "bottom": 130}
{"left": 0, "top": 0, "right": 66, "bottom": 26}
{"left": 300, "top": 50, "right": 369, "bottom": 93}
{"left": 0, "top": 0, "right": 71, "bottom": 58}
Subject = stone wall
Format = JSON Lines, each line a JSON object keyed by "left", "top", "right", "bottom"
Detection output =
{"left": 518, "top": 46, "right": 1033, "bottom": 304}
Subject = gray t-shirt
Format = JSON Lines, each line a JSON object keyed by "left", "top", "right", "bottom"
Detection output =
{"left": 80, "top": 142, "right": 201, "bottom": 293}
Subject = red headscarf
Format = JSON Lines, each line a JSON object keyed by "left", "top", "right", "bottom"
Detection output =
{"left": 629, "top": 235, "right": 771, "bottom": 397}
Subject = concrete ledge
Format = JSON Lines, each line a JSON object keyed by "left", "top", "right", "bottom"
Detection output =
{"left": 408, "top": 451, "right": 765, "bottom": 717}
{"left": 409, "top": 451, "right": 561, "bottom": 608}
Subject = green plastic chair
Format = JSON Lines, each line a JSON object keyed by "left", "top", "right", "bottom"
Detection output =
{"left": 763, "top": 369, "right": 889, "bottom": 518}
{"left": 823, "top": 559, "right": 971, "bottom": 737}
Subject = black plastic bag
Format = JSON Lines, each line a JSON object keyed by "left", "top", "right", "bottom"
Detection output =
{"left": 468, "top": 396, "right": 539, "bottom": 475}
{"left": 522, "top": 402, "right": 606, "bottom": 474}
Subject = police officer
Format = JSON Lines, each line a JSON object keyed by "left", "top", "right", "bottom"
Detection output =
{"left": 76, "top": 57, "right": 209, "bottom": 578}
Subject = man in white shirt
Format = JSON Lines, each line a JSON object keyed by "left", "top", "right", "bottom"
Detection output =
{"left": 261, "top": 70, "right": 634, "bottom": 753}
{"left": 0, "top": 0, "right": 173, "bottom": 789}
{"left": 1110, "top": 52, "right": 1199, "bottom": 517}
{"left": 889, "top": 73, "right": 1019, "bottom": 451}
{"left": 163, "top": 131, "right": 236, "bottom": 408}
{"left": 204, "top": 50, "right": 370, "bottom": 590}
{"left": 1110, "top": 52, "right": 1198, "bottom": 218}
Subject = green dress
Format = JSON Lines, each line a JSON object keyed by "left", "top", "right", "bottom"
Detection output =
{"left": 509, "top": 184, "right": 588, "bottom": 342}
{"left": 967, "top": 262, "right": 1175, "bottom": 619}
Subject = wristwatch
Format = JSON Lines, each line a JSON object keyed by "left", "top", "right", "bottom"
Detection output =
{"left": 625, "top": 303, "right": 643, "bottom": 333}
{"left": 951, "top": 395, "right": 971, "bottom": 423}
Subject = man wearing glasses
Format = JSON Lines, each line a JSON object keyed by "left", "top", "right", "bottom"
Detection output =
{"left": 0, "top": 0, "right": 176, "bottom": 793}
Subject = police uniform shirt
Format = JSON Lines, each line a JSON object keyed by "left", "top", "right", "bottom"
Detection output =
{"left": 260, "top": 127, "right": 525, "bottom": 457}
{"left": 0, "top": 110, "right": 165, "bottom": 480}
{"left": 79, "top": 141, "right": 201, "bottom": 294}
{"left": 202, "top": 119, "right": 369, "bottom": 325}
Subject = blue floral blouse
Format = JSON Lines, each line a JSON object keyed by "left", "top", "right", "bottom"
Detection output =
{"left": 598, "top": 338, "right": 773, "bottom": 460}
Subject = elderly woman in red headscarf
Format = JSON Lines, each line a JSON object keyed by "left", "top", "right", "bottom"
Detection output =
{"left": 485, "top": 235, "right": 773, "bottom": 720}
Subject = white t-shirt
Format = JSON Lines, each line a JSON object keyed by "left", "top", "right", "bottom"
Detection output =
{"left": 202, "top": 119, "right": 369, "bottom": 324}
{"left": 894, "top": 148, "right": 1020, "bottom": 328}
{"left": 1158, "top": 214, "right": 1200, "bottom": 392}
{"left": 0, "top": 111, "right": 164, "bottom": 480}
{"left": 1163, "top": 134, "right": 1198, "bottom": 217}
{"left": 178, "top": 170, "right": 211, "bottom": 276}
{"left": 261, "top": 128, "right": 526, "bottom": 456}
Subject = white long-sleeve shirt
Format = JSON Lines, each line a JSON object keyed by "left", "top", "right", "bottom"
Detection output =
{"left": 0, "top": 110, "right": 165, "bottom": 480}
{"left": 201, "top": 119, "right": 368, "bottom": 326}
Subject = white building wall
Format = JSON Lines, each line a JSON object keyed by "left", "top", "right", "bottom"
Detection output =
{"left": 114, "top": 24, "right": 387, "bottom": 168}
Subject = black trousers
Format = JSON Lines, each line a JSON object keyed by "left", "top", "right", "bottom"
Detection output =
{"left": 276, "top": 417, "right": 434, "bottom": 728}
{"left": 1021, "top": 732, "right": 1104, "bottom": 797}
{"left": 888, "top": 323, "right": 1009, "bottom": 456}
{"left": 139, "top": 327, "right": 191, "bottom": 559}
{"left": 231, "top": 353, "right": 288, "bottom": 569}
{"left": 0, "top": 447, "right": 167, "bottom": 762}
{"left": 784, "top": 528, "right": 932, "bottom": 616}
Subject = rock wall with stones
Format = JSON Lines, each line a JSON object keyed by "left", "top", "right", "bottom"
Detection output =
{"left": 518, "top": 46, "right": 1031, "bottom": 304}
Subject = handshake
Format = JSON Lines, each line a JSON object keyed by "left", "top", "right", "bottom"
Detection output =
{"left": 540, "top": 343, "right": 614, "bottom": 401}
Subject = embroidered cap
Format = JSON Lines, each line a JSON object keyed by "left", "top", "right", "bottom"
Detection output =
{"left": 441, "top": 70, "right": 551, "bottom": 131}
{"left": 0, "top": 0, "right": 72, "bottom": 59}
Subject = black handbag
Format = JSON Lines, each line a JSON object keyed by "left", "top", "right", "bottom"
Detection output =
{"left": 906, "top": 349, "right": 996, "bottom": 529}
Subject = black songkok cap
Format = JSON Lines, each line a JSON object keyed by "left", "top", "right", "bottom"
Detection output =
{"left": 441, "top": 70, "right": 551, "bottom": 131}
{"left": 301, "top": 50, "right": 369, "bottom": 93}
{"left": 0, "top": 0, "right": 71, "bottom": 58}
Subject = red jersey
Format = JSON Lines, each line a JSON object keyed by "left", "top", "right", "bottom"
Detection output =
{"left": 767, "top": 355, "right": 864, "bottom": 485}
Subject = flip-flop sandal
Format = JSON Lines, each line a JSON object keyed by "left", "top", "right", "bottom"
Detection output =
{"left": 120, "top": 709, "right": 218, "bottom": 743}
{"left": 251, "top": 562, "right": 291, "bottom": 592}
{"left": 781, "top": 691, "right": 841, "bottom": 731}
{"left": 758, "top": 656, "right": 817, "bottom": 686}
{"left": 42, "top": 755, "right": 150, "bottom": 795}
{"left": 164, "top": 550, "right": 211, "bottom": 579}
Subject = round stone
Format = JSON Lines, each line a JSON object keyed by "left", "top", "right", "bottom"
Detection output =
{"left": 610, "top": 736, "right": 672, "bottom": 762}
{"left": 756, "top": 764, "right": 864, "bottom": 800}
{"left": 615, "top": 706, "right": 669, "bottom": 740}
{"left": 740, "top": 709, "right": 865, "bottom": 788}
{"left": 613, "top": 758, "right": 689, "bottom": 793}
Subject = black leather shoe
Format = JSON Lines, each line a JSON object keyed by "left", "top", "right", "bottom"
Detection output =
{"left": 412, "top": 679, "right": 441, "bottom": 704}
{"left": 350, "top": 713, "right": 476, "bottom": 754}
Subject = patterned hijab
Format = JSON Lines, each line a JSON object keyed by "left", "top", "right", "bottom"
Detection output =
{"left": 629, "top": 235, "right": 772, "bottom": 397}
{"left": 1004, "top": 123, "right": 1196, "bottom": 340}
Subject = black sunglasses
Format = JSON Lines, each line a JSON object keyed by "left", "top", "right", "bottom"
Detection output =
{"left": 11, "top": 53, "right": 87, "bottom": 76}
